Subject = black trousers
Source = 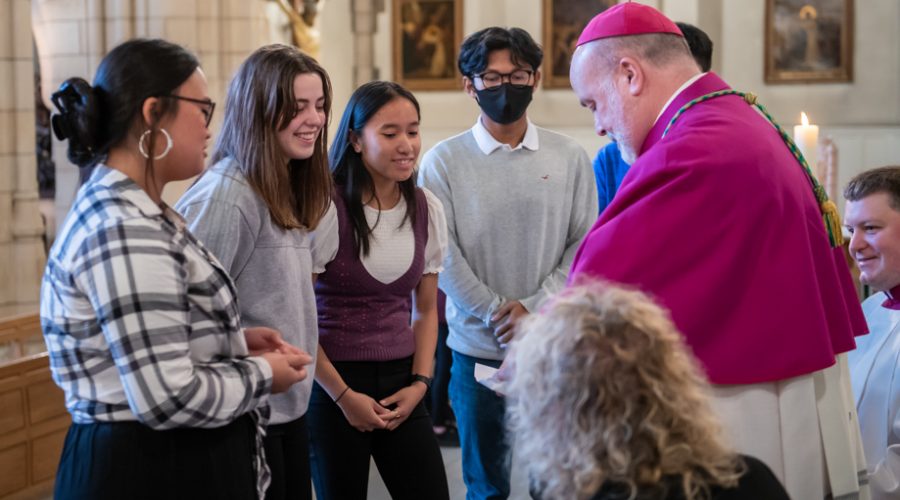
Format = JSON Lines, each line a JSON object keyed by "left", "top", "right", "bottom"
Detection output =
{"left": 55, "top": 415, "right": 258, "bottom": 500}
{"left": 307, "top": 357, "right": 450, "bottom": 500}
{"left": 263, "top": 415, "right": 312, "bottom": 500}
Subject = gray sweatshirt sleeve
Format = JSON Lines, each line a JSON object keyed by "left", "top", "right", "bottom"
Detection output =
{"left": 419, "top": 149, "right": 504, "bottom": 326}
{"left": 519, "top": 146, "right": 598, "bottom": 312}
{"left": 178, "top": 197, "right": 259, "bottom": 280}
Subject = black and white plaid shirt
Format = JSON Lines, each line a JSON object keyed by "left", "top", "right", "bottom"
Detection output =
{"left": 41, "top": 166, "right": 273, "bottom": 494}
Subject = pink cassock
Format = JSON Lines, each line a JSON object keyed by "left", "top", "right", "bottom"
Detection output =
{"left": 569, "top": 73, "right": 867, "bottom": 385}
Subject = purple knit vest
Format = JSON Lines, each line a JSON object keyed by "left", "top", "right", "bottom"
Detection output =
{"left": 316, "top": 188, "right": 429, "bottom": 361}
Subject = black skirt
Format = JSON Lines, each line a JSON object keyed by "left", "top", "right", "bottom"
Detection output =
{"left": 55, "top": 414, "right": 258, "bottom": 500}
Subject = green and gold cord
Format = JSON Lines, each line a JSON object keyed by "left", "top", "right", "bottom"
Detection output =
{"left": 662, "top": 89, "right": 843, "bottom": 247}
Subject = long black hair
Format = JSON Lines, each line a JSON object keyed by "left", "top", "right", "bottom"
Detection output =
{"left": 50, "top": 38, "right": 199, "bottom": 180}
{"left": 329, "top": 81, "right": 421, "bottom": 257}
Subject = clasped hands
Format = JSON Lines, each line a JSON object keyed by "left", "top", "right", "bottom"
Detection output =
{"left": 491, "top": 300, "right": 528, "bottom": 346}
{"left": 490, "top": 300, "right": 528, "bottom": 396}
{"left": 245, "top": 326, "right": 312, "bottom": 394}
{"left": 336, "top": 383, "right": 427, "bottom": 432}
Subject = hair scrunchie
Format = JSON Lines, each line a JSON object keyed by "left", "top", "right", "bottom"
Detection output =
{"left": 50, "top": 78, "right": 100, "bottom": 167}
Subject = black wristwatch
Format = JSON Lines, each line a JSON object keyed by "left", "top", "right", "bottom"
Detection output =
{"left": 410, "top": 374, "right": 432, "bottom": 389}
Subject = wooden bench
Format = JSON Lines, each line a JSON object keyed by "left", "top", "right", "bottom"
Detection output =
{"left": 0, "top": 314, "right": 67, "bottom": 499}
{"left": 0, "top": 315, "right": 47, "bottom": 365}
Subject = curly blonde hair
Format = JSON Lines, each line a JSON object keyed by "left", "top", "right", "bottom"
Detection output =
{"left": 507, "top": 280, "right": 744, "bottom": 500}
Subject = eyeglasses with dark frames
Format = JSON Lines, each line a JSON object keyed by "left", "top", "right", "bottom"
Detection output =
{"left": 165, "top": 94, "right": 216, "bottom": 127}
{"left": 474, "top": 69, "right": 534, "bottom": 90}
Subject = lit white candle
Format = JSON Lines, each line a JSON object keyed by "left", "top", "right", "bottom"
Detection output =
{"left": 793, "top": 112, "right": 819, "bottom": 169}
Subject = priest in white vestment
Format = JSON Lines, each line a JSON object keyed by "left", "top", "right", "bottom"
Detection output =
{"left": 846, "top": 166, "right": 900, "bottom": 500}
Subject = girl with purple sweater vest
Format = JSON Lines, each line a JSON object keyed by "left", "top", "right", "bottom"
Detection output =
{"left": 308, "top": 81, "right": 450, "bottom": 499}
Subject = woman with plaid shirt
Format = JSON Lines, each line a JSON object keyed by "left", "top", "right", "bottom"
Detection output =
{"left": 41, "top": 39, "right": 310, "bottom": 499}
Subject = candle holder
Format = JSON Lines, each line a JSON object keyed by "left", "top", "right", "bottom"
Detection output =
{"left": 818, "top": 136, "right": 838, "bottom": 202}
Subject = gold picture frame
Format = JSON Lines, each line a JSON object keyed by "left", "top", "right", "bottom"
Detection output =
{"left": 765, "top": 0, "right": 854, "bottom": 83}
{"left": 542, "top": 0, "right": 616, "bottom": 89}
{"left": 392, "top": 0, "right": 463, "bottom": 91}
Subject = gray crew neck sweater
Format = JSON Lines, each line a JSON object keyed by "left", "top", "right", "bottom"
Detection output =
{"left": 175, "top": 158, "right": 327, "bottom": 424}
{"left": 419, "top": 125, "right": 598, "bottom": 360}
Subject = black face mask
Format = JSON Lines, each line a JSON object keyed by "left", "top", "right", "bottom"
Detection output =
{"left": 475, "top": 83, "right": 534, "bottom": 124}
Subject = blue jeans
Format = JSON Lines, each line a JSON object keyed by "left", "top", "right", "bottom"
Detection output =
{"left": 449, "top": 350, "right": 511, "bottom": 500}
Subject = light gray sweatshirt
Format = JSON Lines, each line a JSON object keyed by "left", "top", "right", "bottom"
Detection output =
{"left": 419, "top": 121, "right": 598, "bottom": 360}
{"left": 176, "top": 158, "right": 335, "bottom": 424}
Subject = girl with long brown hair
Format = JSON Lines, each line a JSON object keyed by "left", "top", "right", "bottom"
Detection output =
{"left": 176, "top": 44, "right": 335, "bottom": 500}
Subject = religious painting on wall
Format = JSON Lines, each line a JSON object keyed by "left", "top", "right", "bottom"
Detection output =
{"left": 765, "top": 0, "right": 853, "bottom": 83}
{"left": 392, "top": 0, "right": 463, "bottom": 90}
{"left": 542, "top": 0, "right": 616, "bottom": 89}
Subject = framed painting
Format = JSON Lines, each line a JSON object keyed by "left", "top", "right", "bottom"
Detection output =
{"left": 765, "top": 0, "right": 853, "bottom": 83}
{"left": 542, "top": 0, "right": 617, "bottom": 89}
{"left": 392, "top": 0, "right": 463, "bottom": 90}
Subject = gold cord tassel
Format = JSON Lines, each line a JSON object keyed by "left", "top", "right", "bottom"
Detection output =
{"left": 820, "top": 200, "right": 844, "bottom": 246}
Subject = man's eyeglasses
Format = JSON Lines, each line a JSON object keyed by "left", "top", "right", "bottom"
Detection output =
{"left": 165, "top": 95, "right": 216, "bottom": 127}
{"left": 474, "top": 69, "right": 534, "bottom": 90}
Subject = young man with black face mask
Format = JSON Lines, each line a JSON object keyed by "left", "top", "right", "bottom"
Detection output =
{"left": 419, "top": 27, "right": 597, "bottom": 499}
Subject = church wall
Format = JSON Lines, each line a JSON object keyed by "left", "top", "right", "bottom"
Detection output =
{"left": 0, "top": 0, "right": 44, "bottom": 313}
{"left": 717, "top": 0, "right": 900, "bottom": 195}
{"left": 31, "top": 0, "right": 273, "bottom": 210}
{"left": 720, "top": 0, "right": 900, "bottom": 128}
{"left": 33, "top": 0, "right": 900, "bottom": 223}
{"left": 317, "top": 0, "right": 900, "bottom": 202}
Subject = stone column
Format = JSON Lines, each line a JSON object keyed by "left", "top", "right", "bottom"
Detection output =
{"left": 32, "top": 0, "right": 101, "bottom": 245}
{"left": 162, "top": 0, "right": 272, "bottom": 204}
{"left": 0, "top": 0, "right": 45, "bottom": 313}
{"left": 351, "top": 0, "right": 381, "bottom": 85}
{"left": 32, "top": 0, "right": 275, "bottom": 208}
{"left": 660, "top": 0, "right": 723, "bottom": 73}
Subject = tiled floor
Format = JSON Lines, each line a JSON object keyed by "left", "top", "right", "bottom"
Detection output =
{"left": 365, "top": 445, "right": 531, "bottom": 500}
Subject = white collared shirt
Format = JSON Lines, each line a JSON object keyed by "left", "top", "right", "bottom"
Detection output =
{"left": 312, "top": 187, "right": 449, "bottom": 284}
{"left": 472, "top": 116, "right": 540, "bottom": 155}
{"left": 653, "top": 72, "right": 707, "bottom": 127}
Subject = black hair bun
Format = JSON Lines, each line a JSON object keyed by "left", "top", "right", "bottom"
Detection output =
{"left": 51, "top": 78, "right": 100, "bottom": 167}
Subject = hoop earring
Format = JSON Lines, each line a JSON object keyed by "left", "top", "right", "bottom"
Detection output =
{"left": 138, "top": 128, "right": 173, "bottom": 160}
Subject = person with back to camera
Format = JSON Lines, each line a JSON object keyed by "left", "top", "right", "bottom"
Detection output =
{"left": 42, "top": 38, "right": 311, "bottom": 499}
{"left": 507, "top": 280, "right": 791, "bottom": 500}
{"left": 176, "top": 44, "right": 335, "bottom": 500}
{"left": 307, "top": 80, "right": 450, "bottom": 500}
